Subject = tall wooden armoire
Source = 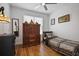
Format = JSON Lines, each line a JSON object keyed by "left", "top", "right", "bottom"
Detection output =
{"left": 23, "top": 21, "right": 40, "bottom": 47}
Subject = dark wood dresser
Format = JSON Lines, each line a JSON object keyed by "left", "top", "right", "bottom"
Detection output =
{"left": 23, "top": 22, "right": 40, "bottom": 47}
{"left": 0, "top": 34, "right": 15, "bottom": 56}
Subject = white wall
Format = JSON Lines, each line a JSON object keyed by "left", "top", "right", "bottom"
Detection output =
{"left": 49, "top": 3, "right": 79, "bottom": 41}
{"left": 10, "top": 6, "right": 49, "bottom": 45}
{"left": 0, "top": 3, "right": 11, "bottom": 34}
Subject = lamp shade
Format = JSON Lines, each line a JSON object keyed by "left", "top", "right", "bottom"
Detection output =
{"left": 0, "top": 6, "right": 10, "bottom": 23}
{"left": 0, "top": 15, "right": 10, "bottom": 22}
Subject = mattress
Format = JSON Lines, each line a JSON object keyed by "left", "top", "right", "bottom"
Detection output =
{"left": 59, "top": 41, "right": 78, "bottom": 52}
{"left": 48, "top": 37, "right": 66, "bottom": 47}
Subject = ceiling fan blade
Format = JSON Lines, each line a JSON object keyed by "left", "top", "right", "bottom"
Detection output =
{"left": 44, "top": 5, "right": 48, "bottom": 11}
{"left": 45, "top": 3, "right": 57, "bottom": 4}
{"left": 34, "top": 4, "right": 41, "bottom": 9}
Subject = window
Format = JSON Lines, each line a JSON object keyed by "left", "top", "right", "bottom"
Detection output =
{"left": 23, "top": 15, "right": 43, "bottom": 34}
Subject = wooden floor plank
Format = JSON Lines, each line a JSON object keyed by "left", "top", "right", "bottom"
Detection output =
{"left": 15, "top": 44, "right": 62, "bottom": 56}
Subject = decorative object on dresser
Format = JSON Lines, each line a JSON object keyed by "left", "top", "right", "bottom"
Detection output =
{"left": 23, "top": 20, "right": 40, "bottom": 47}
{"left": 0, "top": 34, "right": 16, "bottom": 56}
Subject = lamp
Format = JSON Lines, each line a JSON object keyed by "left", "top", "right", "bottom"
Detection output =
{"left": 0, "top": 6, "right": 10, "bottom": 23}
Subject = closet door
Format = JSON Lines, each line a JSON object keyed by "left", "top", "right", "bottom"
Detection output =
{"left": 28, "top": 25, "right": 36, "bottom": 46}
{"left": 35, "top": 25, "right": 40, "bottom": 44}
{"left": 23, "top": 24, "right": 29, "bottom": 47}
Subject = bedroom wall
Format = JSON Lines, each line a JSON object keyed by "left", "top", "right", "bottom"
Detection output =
{"left": 10, "top": 6, "right": 49, "bottom": 45}
{"left": 49, "top": 3, "right": 79, "bottom": 41}
{"left": 0, "top": 3, "right": 11, "bottom": 34}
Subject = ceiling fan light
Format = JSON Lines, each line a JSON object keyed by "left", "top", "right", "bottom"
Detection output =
{"left": 44, "top": 5, "right": 48, "bottom": 11}
{"left": 42, "top": 3, "right": 45, "bottom": 6}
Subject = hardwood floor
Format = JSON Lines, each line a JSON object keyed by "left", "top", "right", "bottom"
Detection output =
{"left": 15, "top": 44, "right": 62, "bottom": 56}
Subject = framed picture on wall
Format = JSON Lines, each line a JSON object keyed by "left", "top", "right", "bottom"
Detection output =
{"left": 12, "top": 18, "right": 19, "bottom": 36}
{"left": 51, "top": 18, "right": 55, "bottom": 25}
{"left": 58, "top": 14, "right": 70, "bottom": 23}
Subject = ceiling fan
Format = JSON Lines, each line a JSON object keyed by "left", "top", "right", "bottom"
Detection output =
{"left": 35, "top": 3, "right": 57, "bottom": 11}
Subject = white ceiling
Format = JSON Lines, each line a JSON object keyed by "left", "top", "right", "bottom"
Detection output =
{"left": 10, "top": 3, "right": 79, "bottom": 15}
{"left": 10, "top": 3, "right": 59, "bottom": 15}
